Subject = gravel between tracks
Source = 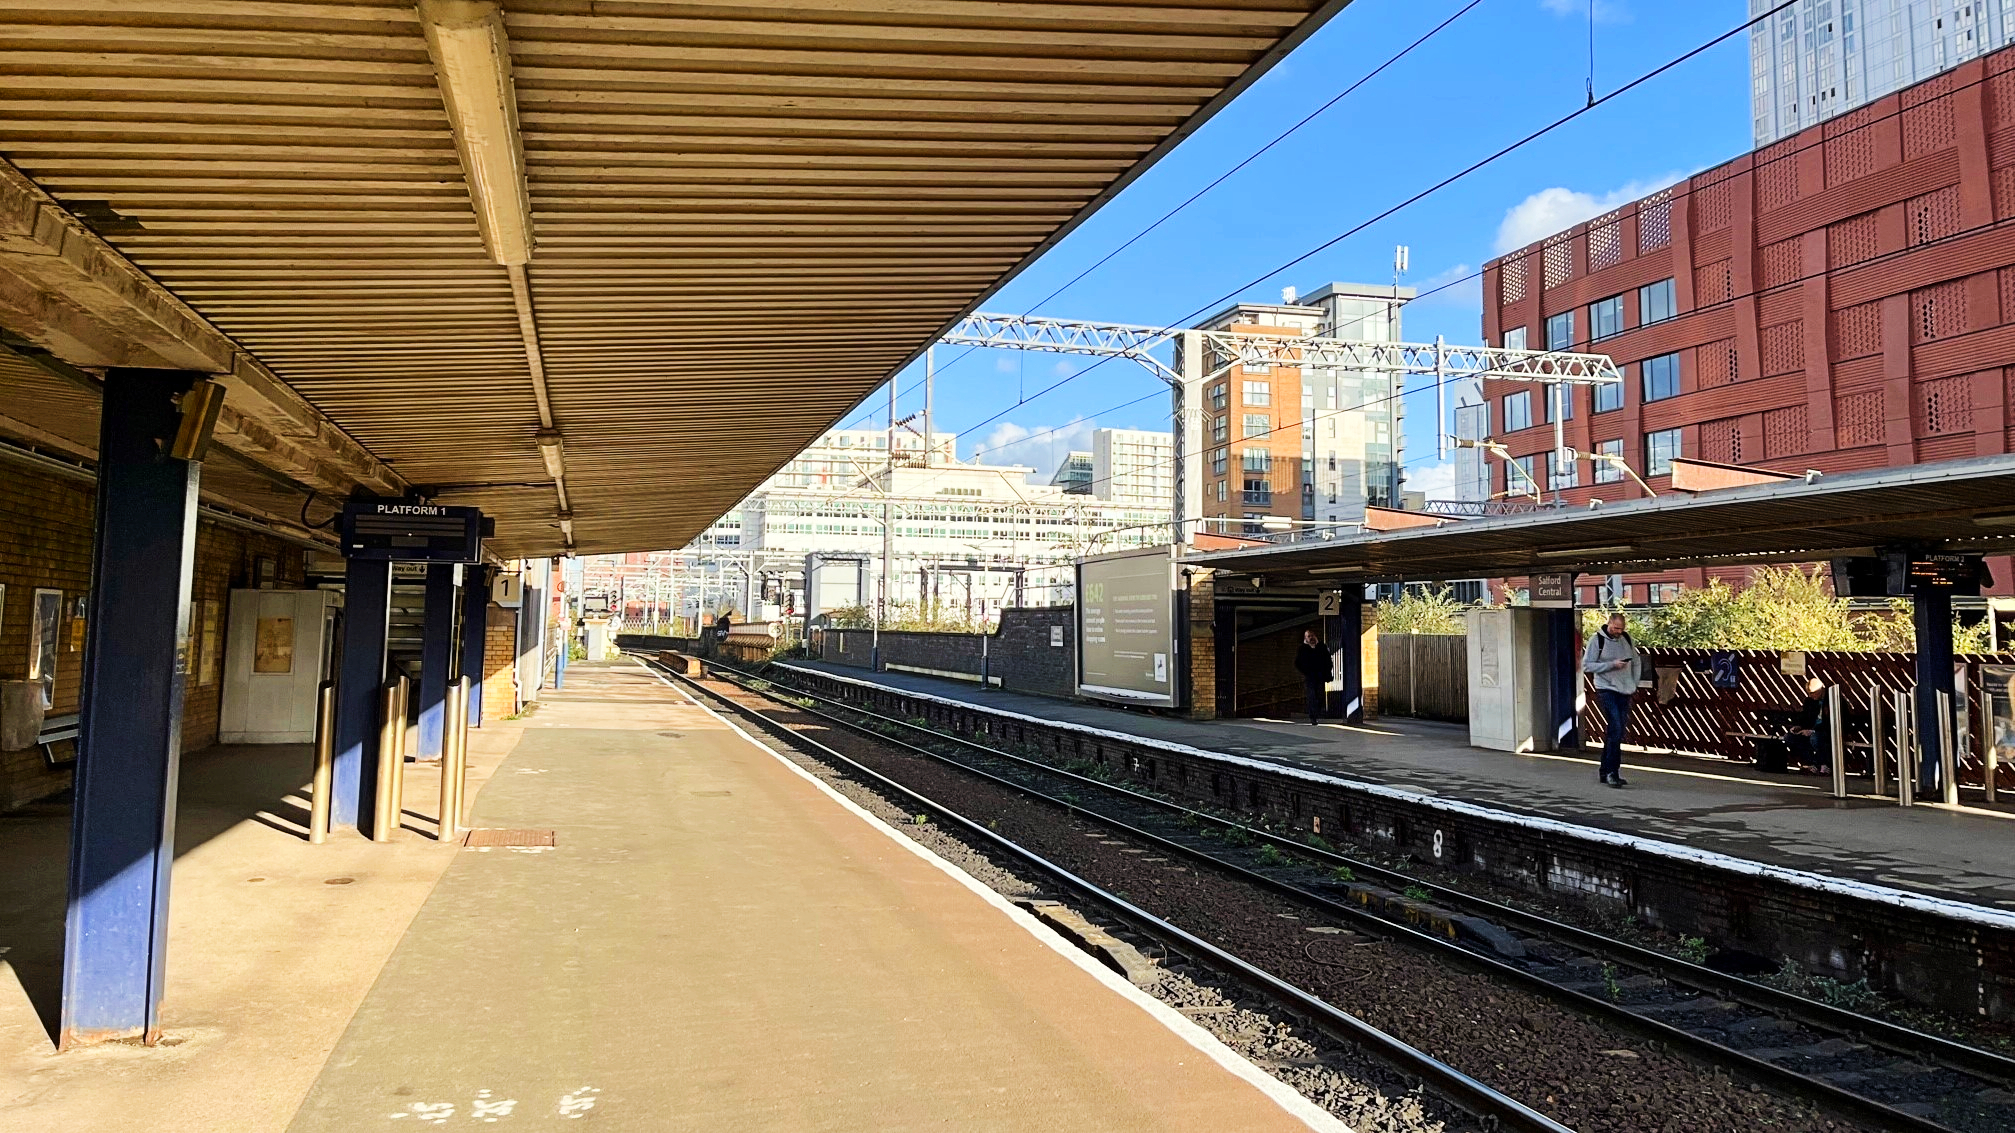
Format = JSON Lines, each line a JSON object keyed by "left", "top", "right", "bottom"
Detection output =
{"left": 690, "top": 672, "right": 1858, "bottom": 1133}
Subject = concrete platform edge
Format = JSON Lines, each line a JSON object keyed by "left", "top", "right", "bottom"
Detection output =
{"left": 642, "top": 660, "right": 1351, "bottom": 1133}
{"left": 775, "top": 663, "right": 2015, "bottom": 932}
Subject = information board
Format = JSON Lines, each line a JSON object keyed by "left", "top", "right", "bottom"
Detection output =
{"left": 1076, "top": 546, "right": 1179, "bottom": 707}
{"left": 339, "top": 502, "right": 484, "bottom": 563}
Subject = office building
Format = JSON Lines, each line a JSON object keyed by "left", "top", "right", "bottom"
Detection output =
{"left": 1483, "top": 42, "right": 2015, "bottom": 603}
{"left": 1750, "top": 0, "right": 2015, "bottom": 146}
{"left": 1090, "top": 428, "right": 1175, "bottom": 507}
{"left": 1050, "top": 450, "right": 1093, "bottom": 493}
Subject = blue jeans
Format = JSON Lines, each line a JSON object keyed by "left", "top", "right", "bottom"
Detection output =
{"left": 1596, "top": 689, "right": 1631, "bottom": 779}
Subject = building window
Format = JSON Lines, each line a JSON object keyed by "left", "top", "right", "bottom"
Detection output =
{"left": 1553, "top": 448, "right": 1579, "bottom": 488}
{"left": 1503, "top": 325, "right": 1528, "bottom": 351}
{"left": 1510, "top": 454, "right": 1541, "bottom": 496}
{"left": 1242, "top": 448, "right": 1271, "bottom": 473}
{"left": 1651, "top": 582, "right": 1682, "bottom": 604}
{"left": 1242, "top": 380, "right": 1271, "bottom": 406}
{"left": 1242, "top": 412, "right": 1269, "bottom": 438}
{"left": 1593, "top": 439, "right": 1624, "bottom": 483}
{"left": 1639, "top": 278, "right": 1676, "bottom": 325}
{"left": 1209, "top": 383, "right": 1227, "bottom": 410}
{"left": 1243, "top": 478, "right": 1272, "bottom": 504}
{"left": 1212, "top": 448, "right": 1227, "bottom": 476}
{"left": 1544, "top": 385, "right": 1573, "bottom": 421}
{"left": 1502, "top": 391, "right": 1532, "bottom": 433}
{"left": 1545, "top": 310, "right": 1575, "bottom": 351}
{"left": 1645, "top": 427, "right": 1682, "bottom": 476}
{"left": 1212, "top": 415, "right": 1228, "bottom": 443}
{"left": 1593, "top": 375, "right": 1623, "bottom": 413}
{"left": 1641, "top": 353, "right": 1680, "bottom": 402}
{"left": 1590, "top": 295, "right": 1624, "bottom": 340}
{"left": 1216, "top": 479, "right": 1227, "bottom": 501}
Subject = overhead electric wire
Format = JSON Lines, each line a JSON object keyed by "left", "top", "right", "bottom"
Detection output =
{"left": 829, "top": 0, "right": 1491, "bottom": 435}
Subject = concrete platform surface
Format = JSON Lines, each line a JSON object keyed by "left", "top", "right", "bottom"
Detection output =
{"left": 781, "top": 661, "right": 2015, "bottom": 912}
{"left": 0, "top": 718, "right": 526, "bottom": 1133}
{"left": 285, "top": 661, "right": 1338, "bottom": 1133}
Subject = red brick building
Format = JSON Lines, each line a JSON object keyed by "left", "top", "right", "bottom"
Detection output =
{"left": 1481, "top": 49, "right": 2015, "bottom": 604}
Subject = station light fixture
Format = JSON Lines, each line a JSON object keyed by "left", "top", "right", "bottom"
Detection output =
{"left": 1537, "top": 544, "right": 1635, "bottom": 560}
{"left": 419, "top": 0, "right": 533, "bottom": 266}
{"left": 1309, "top": 565, "right": 1365, "bottom": 575}
{"left": 1974, "top": 509, "right": 2015, "bottom": 527}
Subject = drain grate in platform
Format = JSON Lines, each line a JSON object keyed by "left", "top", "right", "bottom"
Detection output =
{"left": 463, "top": 828, "right": 557, "bottom": 849}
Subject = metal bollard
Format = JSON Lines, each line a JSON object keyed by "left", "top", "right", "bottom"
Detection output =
{"left": 452, "top": 676, "right": 472, "bottom": 832}
{"left": 1937, "top": 690, "right": 1959, "bottom": 806}
{"left": 309, "top": 681, "right": 336, "bottom": 844}
{"left": 1985, "top": 689, "right": 2000, "bottom": 805}
{"left": 439, "top": 680, "right": 465, "bottom": 841}
{"left": 393, "top": 675, "right": 412, "bottom": 833}
{"left": 373, "top": 681, "right": 400, "bottom": 842}
{"left": 1870, "top": 692, "right": 1887, "bottom": 798}
{"left": 1828, "top": 685, "right": 1846, "bottom": 800}
{"left": 1893, "top": 689, "right": 1914, "bottom": 807}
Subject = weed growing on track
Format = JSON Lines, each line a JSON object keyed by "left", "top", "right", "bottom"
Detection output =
{"left": 1303, "top": 834, "right": 1335, "bottom": 852}
{"left": 1223, "top": 826, "right": 1255, "bottom": 848}
{"left": 1677, "top": 935, "right": 1709, "bottom": 965}
{"left": 1764, "top": 958, "right": 1881, "bottom": 1012}
{"left": 1402, "top": 885, "right": 1431, "bottom": 901}
{"left": 1332, "top": 865, "right": 1355, "bottom": 883}
{"left": 1256, "top": 844, "right": 1289, "bottom": 868}
{"left": 1602, "top": 963, "right": 1623, "bottom": 1002}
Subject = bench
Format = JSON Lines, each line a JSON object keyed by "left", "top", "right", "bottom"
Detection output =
{"left": 38, "top": 713, "right": 78, "bottom": 767}
{"left": 656, "top": 651, "right": 702, "bottom": 677}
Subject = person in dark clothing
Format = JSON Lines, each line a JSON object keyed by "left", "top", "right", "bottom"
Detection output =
{"left": 1580, "top": 614, "right": 1640, "bottom": 787}
{"left": 1293, "top": 629, "right": 1333, "bottom": 726}
{"left": 1787, "top": 677, "right": 1832, "bottom": 772}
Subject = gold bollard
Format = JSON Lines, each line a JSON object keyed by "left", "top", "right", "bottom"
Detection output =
{"left": 450, "top": 676, "right": 472, "bottom": 834}
{"left": 1937, "top": 690, "right": 1959, "bottom": 807}
{"left": 373, "top": 681, "right": 399, "bottom": 842}
{"left": 390, "top": 675, "right": 411, "bottom": 836}
{"left": 309, "top": 682, "right": 336, "bottom": 844}
{"left": 439, "top": 680, "right": 464, "bottom": 842}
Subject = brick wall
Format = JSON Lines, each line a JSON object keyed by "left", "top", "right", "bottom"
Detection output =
{"left": 482, "top": 604, "right": 518, "bottom": 721}
{"left": 0, "top": 461, "right": 308, "bottom": 810}
{"left": 783, "top": 666, "right": 2015, "bottom": 1022}
{"left": 1187, "top": 573, "right": 1217, "bottom": 719}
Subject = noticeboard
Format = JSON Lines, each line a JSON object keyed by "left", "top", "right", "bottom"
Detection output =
{"left": 1075, "top": 545, "right": 1179, "bottom": 707}
{"left": 339, "top": 502, "right": 484, "bottom": 563}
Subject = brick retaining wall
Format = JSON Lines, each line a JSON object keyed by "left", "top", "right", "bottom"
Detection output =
{"left": 811, "top": 607, "right": 1076, "bottom": 698}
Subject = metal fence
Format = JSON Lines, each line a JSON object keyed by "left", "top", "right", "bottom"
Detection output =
{"left": 1589, "top": 648, "right": 2014, "bottom": 790}
{"left": 1376, "top": 633, "right": 1470, "bottom": 723}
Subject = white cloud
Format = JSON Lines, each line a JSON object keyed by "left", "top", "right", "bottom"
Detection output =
{"left": 975, "top": 417, "right": 1098, "bottom": 480}
{"left": 1494, "top": 173, "right": 1682, "bottom": 254}
{"left": 1404, "top": 461, "right": 1455, "bottom": 500}
{"left": 1540, "top": 0, "right": 1630, "bottom": 22}
{"left": 1411, "top": 262, "right": 1479, "bottom": 308}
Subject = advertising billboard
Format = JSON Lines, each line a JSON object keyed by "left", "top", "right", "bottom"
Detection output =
{"left": 1076, "top": 546, "right": 1179, "bottom": 707}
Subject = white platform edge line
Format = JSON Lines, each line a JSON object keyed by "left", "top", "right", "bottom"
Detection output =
{"left": 777, "top": 663, "right": 2015, "bottom": 932}
{"left": 641, "top": 659, "right": 1352, "bottom": 1133}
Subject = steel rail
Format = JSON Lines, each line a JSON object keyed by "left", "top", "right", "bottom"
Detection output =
{"left": 740, "top": 657, "right": 2015, "bottom": 1091}
{"left": 687, "top": 656, "right": 2003, "bottom": 1133}
{"left": 636, "top": 654, "right": 1574, "bottom": 1133}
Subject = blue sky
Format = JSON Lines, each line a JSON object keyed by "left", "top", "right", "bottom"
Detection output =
{"left": 853, "top": 0, "right": 1761, "bottom": 496}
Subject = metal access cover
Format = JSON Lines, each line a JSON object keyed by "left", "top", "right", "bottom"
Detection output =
{"left": 463, "top": 829, "right": 557, "bottom": 850}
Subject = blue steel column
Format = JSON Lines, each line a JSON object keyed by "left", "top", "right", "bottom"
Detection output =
{"left": 415, "top": 563, "right": 457, "bottom": 760}
{"left": 460, "top": 565, "right": 489, "bottom": 727}
{"left": 1913, "top": 588, "right": 1955, "bottom": 792}
{"left": 61, "top": 368, "right": 205, "bottom": 1048}
{"left": 333, "top": 557, "right": 391, "bottom": 831}
{"left": 1548, "top": 608, "right": 1582, "bottom": 752}
{"left": 1338, "top": 593, "right": 1365, "bottom": 724}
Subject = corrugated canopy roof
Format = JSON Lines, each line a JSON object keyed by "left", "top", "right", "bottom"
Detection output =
{"left": 1185, "top": 456, "right": 2015, "bottom": 582}
{"left": 0, "top": 0, "right": 1351, "bottom": 557}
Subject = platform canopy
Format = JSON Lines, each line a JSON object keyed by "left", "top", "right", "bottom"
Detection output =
{"left": 0, "top": 0, "right": 1351, "bottom": 557}
{"left": 1185, "top": 455, "right": 2015, "bottom": 582}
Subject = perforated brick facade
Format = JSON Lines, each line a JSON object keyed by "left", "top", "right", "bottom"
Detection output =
{"left": 1483, "top": 47, "right": 2015, "bottom": 602}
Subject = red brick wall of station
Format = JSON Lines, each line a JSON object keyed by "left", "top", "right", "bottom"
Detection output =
{"left": 1483, "top": 50, "right": 2015, "bottom": 600}
{"left": 0, "top": 461, "right": 307, "bottom": 810}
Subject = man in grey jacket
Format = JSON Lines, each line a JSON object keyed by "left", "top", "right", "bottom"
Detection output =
{"left": 1582, "top": 613, "right": 1640, "bottom": 787}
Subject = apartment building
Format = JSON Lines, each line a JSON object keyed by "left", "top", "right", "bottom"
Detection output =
{"left": 1482, "top": 43, "right": 2015, "bottom": 603}
{"left": 1090, "top": 428, "right": 1175, "bottom": 507}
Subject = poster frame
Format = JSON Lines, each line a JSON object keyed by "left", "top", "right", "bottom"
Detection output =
{"left": 1073, "top": 544, "right": 1182, "bottom": 709}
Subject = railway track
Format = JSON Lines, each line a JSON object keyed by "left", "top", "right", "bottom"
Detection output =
{"left": 668, "top": 652, "right": 2015, "bottom": 1133}
{"left": 640, "top": 653, "right": 1569, "bottom": 1133}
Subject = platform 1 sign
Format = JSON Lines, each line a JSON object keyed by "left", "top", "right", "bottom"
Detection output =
{"left": 339, "top": 502, "right": 484, "bottom": 563}
{"left": 1076, "top": 545, "right": 1179, "bottom": 708}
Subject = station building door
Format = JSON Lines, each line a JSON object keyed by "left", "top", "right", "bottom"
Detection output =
{"left": 1214, "top": 593, "right": 1324, "bottom": 718}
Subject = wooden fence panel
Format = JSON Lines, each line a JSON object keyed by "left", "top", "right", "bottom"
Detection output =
{"left": 1376, "top": 633, "right": 1469, "bottom": 723}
